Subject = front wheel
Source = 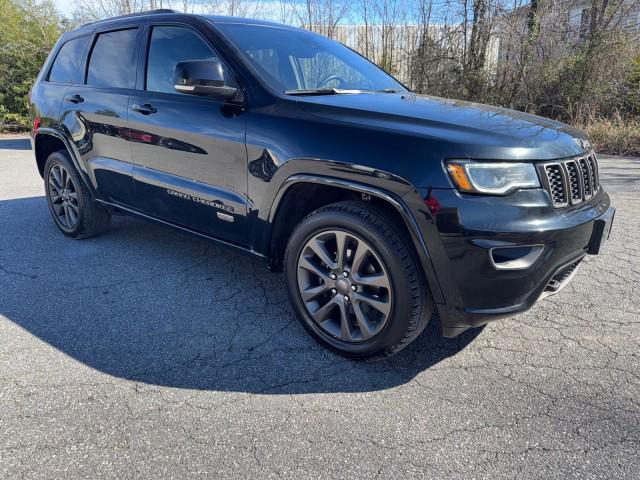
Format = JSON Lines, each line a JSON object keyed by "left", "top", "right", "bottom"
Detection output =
{"left": 284, "top": 201, "right": 433, "bottom": 360}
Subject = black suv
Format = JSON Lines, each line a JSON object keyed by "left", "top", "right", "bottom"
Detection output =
{"left": 30, "top": 10, "right": 615, "bottom": 359}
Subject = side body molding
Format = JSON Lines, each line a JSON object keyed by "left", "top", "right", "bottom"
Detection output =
{"left": 268, "top": 174, "right": 446, "bottom": 304}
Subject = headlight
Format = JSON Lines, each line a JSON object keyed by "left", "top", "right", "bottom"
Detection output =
{"left": 446, "top": 160, "right": 540, "bottom": 195}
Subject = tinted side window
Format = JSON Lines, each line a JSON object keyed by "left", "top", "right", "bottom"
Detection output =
{"left": 48, "top": 36, "right": 89, "bottom": 84}
{"left": 87, "top": 29, "right": 138, "bottom": 89}
{"left": 146, "top": 26, "right": 232, "bottom": 94}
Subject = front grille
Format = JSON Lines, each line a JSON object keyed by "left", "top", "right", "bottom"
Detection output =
{"left": 541, "top": 153, "right": 599, "bottom": 208}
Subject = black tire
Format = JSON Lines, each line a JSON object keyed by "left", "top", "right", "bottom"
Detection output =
{"left": 284, "top": 200, "right": 433, "bottom": 360}
{"left": 44, "top": 150, "right": 110, "bottom": 239}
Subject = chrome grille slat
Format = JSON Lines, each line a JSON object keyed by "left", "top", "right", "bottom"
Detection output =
{"left": 542, "top": 152, "right": 599, "bottom": 208}
{"left": 589, "top": 155, "right": 599, "bottom": 194}
{"left": 545, "top": 164, "right": 567, "bottom": 206}
{"left": 578, "top": 157, "right": 592, "bottom": 198}
{"left": 565, "top": 160, "right": 582, "bottom": 203}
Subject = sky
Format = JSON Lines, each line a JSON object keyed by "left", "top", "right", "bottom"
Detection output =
{"left": 53, "top": 0, "right": 300, "bottom": 20}
{"left": 54, "top": 0, "right": 74, "bottom": 16}
{"left": 52, "top": 0, "right": 473, "bottom": 23}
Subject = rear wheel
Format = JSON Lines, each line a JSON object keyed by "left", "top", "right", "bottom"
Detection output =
{"left": 284, "top": 201, "right": 433, "bottom": 360}
{"left": 44, "top": 150, "right": 110, "bottom": 239}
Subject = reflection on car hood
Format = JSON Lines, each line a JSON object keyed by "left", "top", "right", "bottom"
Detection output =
{"left": 297, "top": 93, "right": 590, "bottom": 161}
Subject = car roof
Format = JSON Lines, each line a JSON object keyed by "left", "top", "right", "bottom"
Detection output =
{"left": 202, "top": 15, "right": 297, "bottom": 29}
{"left": 69, "top": 10, "right": 297, "bottom": 36}
{"left": 61, "top": 10, "right": 304, "bottom": 43}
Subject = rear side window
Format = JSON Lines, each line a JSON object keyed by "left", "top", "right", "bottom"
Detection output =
{"left": 48, "top": 36, "right": 89, "bottom": 84}
{"left": 87, "top": 29, "right": 138, "bottom": 89}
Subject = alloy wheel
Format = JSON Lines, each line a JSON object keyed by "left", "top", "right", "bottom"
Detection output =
{"left": 296, "top": 229, "right": 393, "bottom": 343}
{"left": 48, "top": 164, "right": 80, "bottom": 229}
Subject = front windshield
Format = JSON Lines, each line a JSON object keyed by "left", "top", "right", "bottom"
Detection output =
{"left": 215, "top": 23, "right": 406, "bottom": 93}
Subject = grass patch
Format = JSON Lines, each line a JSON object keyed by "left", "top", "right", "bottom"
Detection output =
{"left": 585, "top": 117, "right": 640, "bottom": 157}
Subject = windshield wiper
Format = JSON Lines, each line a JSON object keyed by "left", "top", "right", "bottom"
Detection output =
{"left": 285, "top": 88, "right": 401, "bottom": 96}
{"left": 285, "top": 88, "right": 356, "bottom": 96}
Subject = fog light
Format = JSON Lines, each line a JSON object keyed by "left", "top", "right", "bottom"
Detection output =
{"left": 490, "top": 245, "right": 544, "bottom": 270}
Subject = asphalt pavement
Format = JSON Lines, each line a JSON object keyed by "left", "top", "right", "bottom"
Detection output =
{"left": 1, "top": 135, "right": 638, "bottom": 479}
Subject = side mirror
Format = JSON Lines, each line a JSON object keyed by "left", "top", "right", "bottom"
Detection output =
{"left": 173, "top": 60, "right": 238, "bottom": 100}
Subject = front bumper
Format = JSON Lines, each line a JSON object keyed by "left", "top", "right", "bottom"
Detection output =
{"left": 407, "top": 186, "right": 614, "bottom": 337}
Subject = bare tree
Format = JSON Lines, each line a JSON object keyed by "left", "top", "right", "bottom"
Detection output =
{"left": 462, "top": 0, "right": 497, "bottom": 99}
{"left": 205, "top": 0, "right": 264, "bottom": 17}
{"left": 65, "top": 0, "right": 640, "bottom": 127}
{"left": 290, "top": 0, "right": 350, "bottom": 38}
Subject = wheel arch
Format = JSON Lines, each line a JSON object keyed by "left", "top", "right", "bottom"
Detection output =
{"left": 34, "top": 128, "right": 97, "bottom": 197}
{"left": 266, "top": 175, "right": 445, "bottom": 304}
{"left": 34, "top": 132, "right": 66, "bottom": 178}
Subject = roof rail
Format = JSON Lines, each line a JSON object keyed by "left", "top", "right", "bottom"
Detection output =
{"left": 82, "top": 9, "right": 179, "bottom": 27}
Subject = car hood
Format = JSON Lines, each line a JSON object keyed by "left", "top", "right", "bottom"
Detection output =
{"left": 296, "top": 93, "right": 590, "bottom": 161}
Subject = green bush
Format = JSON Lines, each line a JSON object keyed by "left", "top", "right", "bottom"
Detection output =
{"left": 0, "top": 0, "right": 63, "bottom": 132}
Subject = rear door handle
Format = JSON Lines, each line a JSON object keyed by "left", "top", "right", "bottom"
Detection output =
{"left": 132, "top": 103, "right": 157, "bottom": 115}
{"left": 65, "top": 94, "right": 84, "bottom": 104}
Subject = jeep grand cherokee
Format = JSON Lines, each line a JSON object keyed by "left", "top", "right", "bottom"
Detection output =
{"left": 30, "top": 10, "right": 615, "bottom": 359}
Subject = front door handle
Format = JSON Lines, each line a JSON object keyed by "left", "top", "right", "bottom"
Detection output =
{"left": 132, "top": 103, "right": 157, "bottom": 115}
{"left": 65, "top": 94, "right": 84, "bottom": 104}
